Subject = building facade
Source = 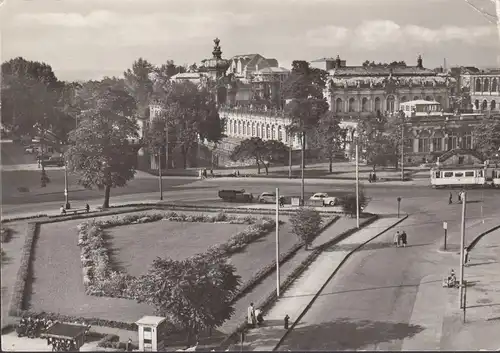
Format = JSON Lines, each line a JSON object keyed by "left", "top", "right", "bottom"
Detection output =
{"left": 464, "top": 69, "right": 500, "bottom": 112}
{"left": 325, "top": 55, "right": 456, "bottom": 118}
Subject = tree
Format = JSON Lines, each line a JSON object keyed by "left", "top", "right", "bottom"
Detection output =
{"left": 290, "top": 207, "right": 322, "bottom": 250}
{"left": 65, "top": 81, "right": 139, "bottom": 208}
{"left": 261, "top": 140, "right": 288, "bottom": 174}
{"left": 283, "top": 60, "right": 330, "bottom": 202}
{"left": 315, "top": 112, "right": 343, "bottom": 172}
{"left": 361, "top": 60, "right": 406, "bottom": 67}
{"left": 124, "top": 58, "right": 155, "bottom": 119}
{"left": 129, "top": 253, "right": 240, "bottom": 345}
{"left": 473, "top": 117, "right": 500, "bottom": 158}
{"left": 230, "top": 137, "right": 266, "bottom": 174}
{"left": 339, "top": 186, "right": 369, "bottom": 217}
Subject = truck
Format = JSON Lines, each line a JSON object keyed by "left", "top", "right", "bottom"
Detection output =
{"left": 218, "top": 189, "right": 254, "bottom": 203}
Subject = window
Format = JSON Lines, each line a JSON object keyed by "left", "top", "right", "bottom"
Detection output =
{"left": 243, "top": 123, "right": 246, "bottom": 135}
{"left": 482, "top": 100, "right": 488, "bottom": 110}
{"left": 336, "top": 98, "right": 343, "bottom": 113}
{"left": 271, "top": 125, "right": 276, "bottom": 140}
{"left": 432, "top": 138, "right": 442, "bottom": 152}
{"left": 455, "top": 172, "right": 464, "bottom": 177}
{"left": 434, "top": 171, "right": 440, "bottom": 178}
{"left": 418, "top": 138, "right": 430, "bottom": 152}
{"left": 464, "top": 135, "right": 472, "bottom": 149}
{"left": 252, "top": 123, "right": 255, "bottom": 136}
{"left": 475, "top": 78, "right": 481, "bottom": 92}
{"left": 386, "top": 96, "right": 395, "bottom": 112}
{"left": 474, "top": 100, "right": 479, "bottom": 109}
{"left": 465, "top": 171, "right": 474, "bottom": 177}
{"left": 478, "top": 170, "right": 484, "bottom": 177}
{"left": 484, "top": 78, "right": 489, "bottom": 92}
{"left": 348, "top": 98, "right": 356, "bottom": 112}
{"left": 492, "top": 78, "right": 498, "bottom": 92}
{"left": 143, "top": 339, "right": 152, "bottom": 344}
{"left": 266, "top": 125, "right": 270, "bottom": 139}
{"left": 444, "top": 172, "right": 453, "bottom": 177}
{"left": 492, "top": 100, "right": 496, "bottom": 110}
{"left": 144, "top": 327, "right": 152, "bottom": 332}
{"left": 361, "top": 97, "right": 368, "bottom": 112}
{"left": 375, "top": 97, "right": 381, "bottom": 111}
{"left": 278, "top": 126, "right": 282, "bottom": 141}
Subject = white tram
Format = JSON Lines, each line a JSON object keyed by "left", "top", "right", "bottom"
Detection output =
{"left": 430, "top": 166, "right": 486, "bottom": 188}
{"left": 493, "top": 169, "right": 500, "bottom": 188}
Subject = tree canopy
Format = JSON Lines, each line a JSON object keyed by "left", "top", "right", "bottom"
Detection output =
{"left": 230, "top": 137, "right": 288, "bottom": 175}
{"left": 65, "top": 80, "right": 139, "bottom": 208}
{"left": 473, "top": 117, "right": 500, "bottom": 158}
{"left": 290, "top": 207, "right": 322, "bottom": 250}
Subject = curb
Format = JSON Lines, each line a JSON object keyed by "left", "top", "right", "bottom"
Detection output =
{"left": 466, "top": 224, "right": 500, "bottom": 252}
{"left": 273, "top": 214, "right": 410, "bottom": 351}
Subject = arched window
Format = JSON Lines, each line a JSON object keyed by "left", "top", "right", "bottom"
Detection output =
{"left": 228, "top": 120, "right": 232, "bottom": 134}
{"left": 234, "top": 121, "right": 237, "bottom": 135}
{"left": 271, "top": 125, "right": 276, "bottom": 140}
{"left": 483, "top": 78, "right": 489, "bottom": 92}
{"left": 400, "top": 96, "right": 408, "bottom": 103}
{"left": 247, "top": 122, "right": 251, "bottom": 136}
{"left": 361, "top": 97, "right": 368, "bottom": 112}
{"left": 261, "top": 125, "right": 265, "bottom": 138}
{"left": 278, "top": 126, "right": 282, "bottom": 141}
{"left": 336, "top": 98, "right": 343, "bottom": 113}
{"left": 492, "top": 78, "right": 498, "bottom": 92}
{"left": 491, "top": 100, "right": 496, "bottom": 110}
{"left": 266, "top": 125, "right": 270, "bottom": 139}
{"left": 256, "top": 123, "right": 260, "bottom": 137}
{"left": 243, "top": 122, "right": 246, "bottom": 135}
{"left": 238, "top": 121, "right": 241, "bottom": 135}
{"left": 348, "top": 98, "right": 356, "bottom": 112}
{"left": 375, "top": 97, "right": 381, "bottom": 112}
{"left": 482, "top": 100, "right": 488, "bottom": 110}
{"left": 474, "top": 99, "right": 480, "bottom": 110}
{"left": 475, "top": 79, "right": 482, "bottom": 92}
{"left": 386, "top": 95, "right": 395, "bottom": 112}
{"left": 413, "top": 96, "right": 419, "bottom": 100}
{"left": 252, "top": 122, "right": 255, "bottom": 136}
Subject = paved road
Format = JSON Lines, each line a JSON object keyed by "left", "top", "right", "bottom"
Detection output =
{"left": 276, "top": 191, "right": 500, "bottom": 351}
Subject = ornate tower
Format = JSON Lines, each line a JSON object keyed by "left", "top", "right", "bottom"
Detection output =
{"left": 200, "top": 38, "right": 231, "bottom": 104}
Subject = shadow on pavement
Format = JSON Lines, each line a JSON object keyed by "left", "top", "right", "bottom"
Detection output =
{"left": 276, "top": 318, "right": 425, "bottom": 351}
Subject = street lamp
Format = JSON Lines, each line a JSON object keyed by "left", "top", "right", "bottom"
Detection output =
{"left": 64, "top": 156, "right": 71, "bottom": 209}
{"left": 399, "top": 110, "right": 406, "bottom": 181}
{"left": 397, "top": 197, "right": 402, "bottom": 218}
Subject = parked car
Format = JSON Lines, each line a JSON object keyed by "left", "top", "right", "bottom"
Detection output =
{"left": 257, "top": 192, "right": 276, "bottom": 204}
{"left": 24, "top": 145, "right": 41, "bottom": 154}
{"left": 218, "top": 189, "right": 254, "bottom": 203}
{"left": 41, "top": 156, "right": 65, "bottom": 167}
{"left": 309, "top": 192, "right": 337, "bottom": 206}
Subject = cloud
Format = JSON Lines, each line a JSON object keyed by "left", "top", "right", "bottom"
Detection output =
{"left": 306, "top": 20, "right": 497, "bottom": 49}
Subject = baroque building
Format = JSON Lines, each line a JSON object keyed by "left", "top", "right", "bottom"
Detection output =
{"left": 463, "top": 69, "right": 500, "bottom": 112}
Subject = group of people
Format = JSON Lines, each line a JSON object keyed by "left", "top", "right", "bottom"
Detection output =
{"left": 199, "top": 168, "right": 214, "bottom": 179}
{"left": 448, "top": 190, "right": 465, "bottom": 205}
{"left": 443, "top": 269, "right": 458, "bottom": 288}
{"left": 247, "top": 302, "right": 264, "bottom": 328}
{"left": 59, "top": 204, "right": 90, "bottom": 215}
{"left": 368, "top": 172, "right": 377, "bottom": 183}
{"left": 393, "top": 230, "right": 408, "bottom": 247}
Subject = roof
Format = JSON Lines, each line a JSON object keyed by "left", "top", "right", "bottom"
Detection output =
{"left": 254, "top": 67, "right": 290, "bottom": 74}
{"left": 43, "top": 323, "right": 88, "bottom": 339}
{"left": 329, "top": 66, "right": 436, "bottom": 77}
{"left": 230, "top": 54, "right": 259, "bottom": 60}
{"left": 311, "top": 57, "right": 339, "bottom": 62}
{"left": 171, "top": 72, "right": 204, "bottom": 79}
{"left": 136, "top": 316, "right": 166, "bottom": 326}
{"left": 403, "top": 100, "right": 441, "bottom": 105}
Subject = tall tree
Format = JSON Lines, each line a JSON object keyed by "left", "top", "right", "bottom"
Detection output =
{"left": 129, "top": 253, "right": 240, "bottom": 345}
{"left": 283, "top": 61, "right": 329, "bottom": 203}
{"left": 473, "top": 117, "right": 500, "bottom": 158}
{"left": 124, "top": 58, "right": 155, "bottom": 119}
{"left": 65, "top": 81, "right": 139, "bottom": 208}
{"left": 315, "top": 112, "right": 343, "bottom": 172}
{"left": 230, "top": 137, "right": 266, "bottom": 174}
{"left": 290, "top": 207, "right": 322, "bottom": 250}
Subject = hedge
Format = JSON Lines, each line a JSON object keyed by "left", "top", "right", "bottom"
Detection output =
{"left": 219, "top": 214, "right": 379, "bottom": 349}
{"left": 1, "top": 214, "right": 48, "bottom": 224}
{"left": 9, "top": 222, "right": 39, "bottom": 316}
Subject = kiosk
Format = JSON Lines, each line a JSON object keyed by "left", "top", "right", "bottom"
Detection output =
{"left": 41, "top": 322, "right": 90, "bottom": 351}
{"left": 136, "top": 316, "right": 168, "bottom": 352}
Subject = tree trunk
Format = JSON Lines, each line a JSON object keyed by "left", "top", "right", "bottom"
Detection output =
{"left": 264, "top": 162, "right": 269, "bottom": 175}
{"left": 181, "top": 146, "right": 188, "bottom": 169}
{"left": 256, "top": 158, "right": 261, "bottom": 174}
{"left": 102, "top": 184, "right": 111, "bottom": 209}
{"left": 329, "top": 157, "right": 333, "bottom": 173}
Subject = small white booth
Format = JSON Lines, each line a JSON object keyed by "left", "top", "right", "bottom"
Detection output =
{"left": 136, "top": 316, "right": 167, "bottom": 352}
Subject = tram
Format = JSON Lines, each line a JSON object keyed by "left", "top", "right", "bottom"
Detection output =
{"left": 430, "top": 166, "right": 488, "bottom": 188}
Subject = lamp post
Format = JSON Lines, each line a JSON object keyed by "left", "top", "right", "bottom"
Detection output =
{"left": 459, "top": 191, "right": 467, "bottom": 309}
{"left": 64, "top": 162, "right": 70, "bottom": 209}
{"left": 397, "top": 197, "right": 402, "bottom": 218}
{"left": 355, "top": 143, "right": 360, "bottom": 228}
{"left": 158, "top": 147, "right": 163, "bottom": 201}
{"left": 443, "top": 221, "right": 448, "bottom": 251}
{"left": 400, "top": 110, "right": 405, "bottom": 181}
{"left": 275, "top": 187, "right": 280, "bottom": 297}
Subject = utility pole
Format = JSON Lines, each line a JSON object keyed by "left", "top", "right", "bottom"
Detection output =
{"left": 165, "top": 126, "right": 169, "bottom": 170}
{"left": 400, "top": 111, "right": 405, "bottom": 181}
{"left": 288, "top": 134, "right": 292, "bottom": 179}
{"left": 301, "top": 132, "right": 305, "bottom": 206}
{"left": 459, "top": 191, "right": 467, "bottom": 309}
{"left": 158, "top": 147, "right": 163, "bottom": 201}
{"left": 64, "top": 163, "right": 70, "bottom": 209}
{"left": 275, "top": 187, "right": 280, "bottom": 297}
{"left": 355, "top": 143, "right": 360, "bottom": 228}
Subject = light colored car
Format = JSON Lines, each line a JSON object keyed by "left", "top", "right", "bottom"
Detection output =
{"left": 258, "top": 192, "right": 276, "bottom": 204}
{"left": 24, "top": 145, "right": 41, "bottom": 154}
{"left": 309, "top": 192, "right": 337, "bottom": 206}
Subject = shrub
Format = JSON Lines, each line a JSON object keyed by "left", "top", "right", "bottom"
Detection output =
{"left": 339, "top": 186, "right": 368, "bottom": 217}
{"left": 1, "top": 226, "right": 12, "bottom": 243}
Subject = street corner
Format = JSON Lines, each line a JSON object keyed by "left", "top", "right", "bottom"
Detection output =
{"left": 400, "top": 274, "right": 449, "bottom": 351}
{"left": 436, "top": 244, "right": 461, "bottom": 255}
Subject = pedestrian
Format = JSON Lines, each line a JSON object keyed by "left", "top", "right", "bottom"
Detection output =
{"left": 60, "top": 205, "right": 66, "bottom": 215}
{"left": 237, "top": 170, "right": 240, "bottom": 177}
{"left": 85, "top": 204, "right": 90, "bottom": 213}
{"left": 210, "top": 169, "right": 214, "bottom": 177}
{"left": 255, "top": 308, "right": 264, "bottom": 326}
{"left": 279, "top": 196, "right": 285, "bottom": 207}
{"left": 284, "top": 314, "right": 290, "bottom": 329}
{"left": 126, "top": 338, "right": 132, "bottom": 351}
{"left": 368, "top": 173, "right": 373, "bottom": 183}
{"left": 203, "top": 169, "right": 207, "bottom": 179}
{"left": 458, "top": 191, "right": 462, "bottom": 203}
{"left": 448, "top": 192, "right": 452, "bottom": 205}
{"left": 401, "top": 231, "right": 407, "bottom": 247}
{"left": 247, "top": 302, "right": 256, "bottom": 328}
{"left": 393, "top": 231, "right": 400, "bottom": 247}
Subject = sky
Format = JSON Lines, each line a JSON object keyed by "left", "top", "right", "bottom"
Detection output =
{"left": 1, "top": 0, "right": 499, "bottom": 81}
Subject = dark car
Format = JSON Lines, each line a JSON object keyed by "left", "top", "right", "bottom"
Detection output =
{"left": 41, "top": 156, "right": 65, "bottom": 167}
{"left": 218, "top": 189, "right": 254, "bottom": 203}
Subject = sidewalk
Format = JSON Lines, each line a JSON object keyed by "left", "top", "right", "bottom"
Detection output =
{"left": 205, "top": 176, "right": 425, "bottom": 186}
{"left": 402, "top": 226, "right": 500, "bottom": 351}
{"left": 236, "top": 217, "right": 402, "bottom": 351}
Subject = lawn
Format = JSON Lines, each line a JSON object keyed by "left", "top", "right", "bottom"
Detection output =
{"left": 109, "top": 220, "right": 250, "bottom": 277}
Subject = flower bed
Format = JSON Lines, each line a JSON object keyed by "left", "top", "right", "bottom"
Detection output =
{"left": 77, "top": 211, "right": 278, "bottom": 298}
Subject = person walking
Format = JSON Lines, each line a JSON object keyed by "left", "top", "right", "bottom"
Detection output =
{"left": 394, "top": 231, "right": 400, "bottom": 247}
{"left": 401, "top": 231, "right": 407, "bottom": 247}
{"left": 448, "top": 192, "right": 453, "bottom": 205}
{"left": 247, "top": 302, "right": 256, "bottom": 328}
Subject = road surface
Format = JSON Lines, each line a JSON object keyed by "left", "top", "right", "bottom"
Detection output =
{"left": 276, "top": 190, "right": 500, "bottom": 351}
